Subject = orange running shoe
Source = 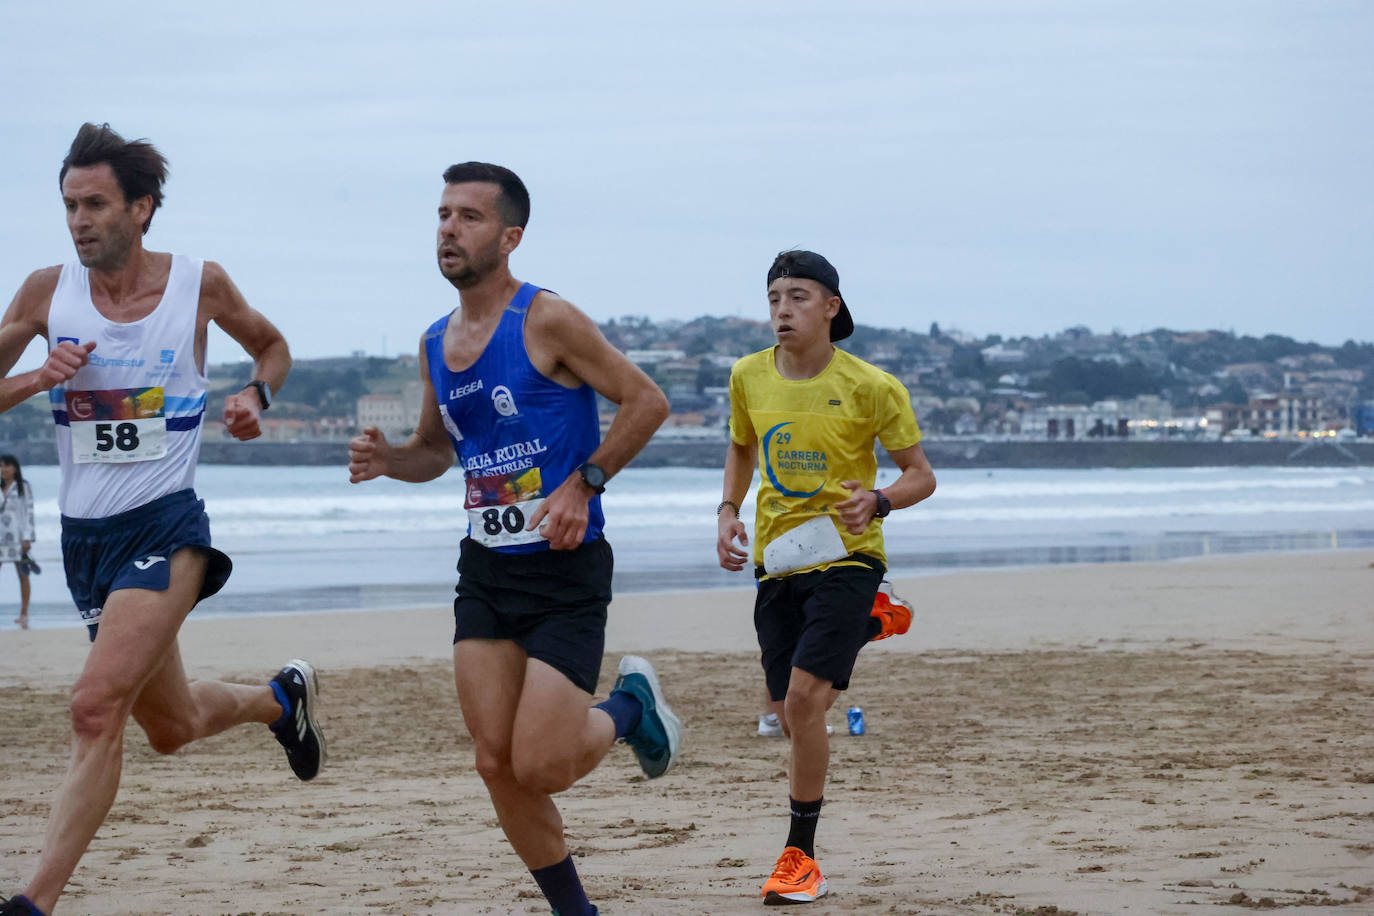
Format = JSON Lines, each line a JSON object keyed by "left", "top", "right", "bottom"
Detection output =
{"left": 761, "top": 846, "right": 828, "bottom": 905}
{"left": 869, "top": 579, "right": 912, "bottom": 641}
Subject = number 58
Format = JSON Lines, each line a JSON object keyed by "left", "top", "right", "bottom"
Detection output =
{"left": 95, "top": 422, "right": 141, "bottom": 452}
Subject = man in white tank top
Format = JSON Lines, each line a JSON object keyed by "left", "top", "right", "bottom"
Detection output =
{"left": 0, "top": 123, "right": 325, "bottom": 916}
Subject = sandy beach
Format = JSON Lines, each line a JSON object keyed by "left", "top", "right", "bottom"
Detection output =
{"left": 2, "top": 549, "right": 1372, "bottom": 915}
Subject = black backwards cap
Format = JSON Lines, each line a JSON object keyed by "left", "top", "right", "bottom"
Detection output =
{"left": 766, "top": 250, "right": 854, "bottom": 341}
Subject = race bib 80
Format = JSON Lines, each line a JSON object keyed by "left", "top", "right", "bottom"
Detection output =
{"left": 465, "top": 466, "right": 547, "bottom": 548}
{"left": 65, "top": 387, "right": 168, "bottom": 463}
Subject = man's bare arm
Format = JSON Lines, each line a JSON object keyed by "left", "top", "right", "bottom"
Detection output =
{"left": 532, "top": 296, "right": 669, "bottom": 477}
{"left": 524, "top": 294, "right": 669, "bottom": 549}
{"left": 200, "top": 261, "right": 292, "bottom": 440}
{"left": 348, "top": 333, "right": 455, "bottom": 484}
{"left": 201, "top": 261, "right": 290, "bottom": 392}
{"left": 0, "top": 267, "right": 84, "bottom": 413}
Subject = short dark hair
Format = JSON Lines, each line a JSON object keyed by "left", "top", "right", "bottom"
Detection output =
{"left": 59, "top": 123, "right": 169, "bottom": 234}
{"left": 441, "top": 162, "right": 530, "bottom": 229}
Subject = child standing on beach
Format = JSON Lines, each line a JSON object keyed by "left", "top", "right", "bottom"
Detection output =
{"left": 716, "top": 249, "right": 936, "bottom": 906}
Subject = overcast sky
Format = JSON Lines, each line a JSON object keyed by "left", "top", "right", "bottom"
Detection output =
{"left": 2, "top": 1, "right": 1370, "bottom": 368}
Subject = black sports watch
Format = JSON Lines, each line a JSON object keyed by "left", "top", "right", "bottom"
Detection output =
{"left": 243, "top": 380, "right": 272, "bottom": 410}
{"left": 577, "top": 461, "right": 607, "bottom": 495}
{"left": 871, "top": 489, "right": 891, "bottom": 519}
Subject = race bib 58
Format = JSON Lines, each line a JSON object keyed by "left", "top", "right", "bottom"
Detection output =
{"left": 65, "top": 387, "right": 168, "bottom": 463}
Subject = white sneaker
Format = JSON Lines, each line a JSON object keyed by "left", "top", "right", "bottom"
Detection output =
{"left": 756, "top": 713, "right": 832, "bottom": 737}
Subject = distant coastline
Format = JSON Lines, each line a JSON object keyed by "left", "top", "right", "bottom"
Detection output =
{"left": 5, "top": 437, "right": 1372, "bottom": 469}
{"left": 652, "top": 437, "right": 1374, "bottom": 469}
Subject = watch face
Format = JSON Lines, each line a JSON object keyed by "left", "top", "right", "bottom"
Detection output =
{"left": 582, "top": 464, "right": 606, "bottom": 488}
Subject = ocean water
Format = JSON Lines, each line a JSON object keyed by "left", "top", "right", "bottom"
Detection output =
{"left": 6, "top": 463, "right": 1373, "bottom": 628}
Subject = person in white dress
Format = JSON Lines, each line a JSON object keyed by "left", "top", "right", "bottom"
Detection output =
{"left": 0, "top": 454, "right": 36, "bottom": 629}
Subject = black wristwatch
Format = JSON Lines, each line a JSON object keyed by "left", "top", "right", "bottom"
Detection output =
{"left": 871, "top": 489, "right": 891, "bottom": 519}
{"left": 243, "top": 380, "right": 272, "bottom": 410}
{"left": 577, "top": 461, "right": 607, "bottom": 495}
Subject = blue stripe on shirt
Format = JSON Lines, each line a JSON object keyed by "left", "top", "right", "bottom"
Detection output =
{"left": 51, "top": 409, "right": 204, "bottom": 429}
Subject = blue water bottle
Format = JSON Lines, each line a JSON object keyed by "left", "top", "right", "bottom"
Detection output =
{"left": 847, "top": 706, "right": 866, "bottom": 736}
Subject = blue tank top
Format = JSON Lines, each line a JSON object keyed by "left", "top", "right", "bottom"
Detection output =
{"left": 424, "top": 282, "right": 605, "bottom": 554}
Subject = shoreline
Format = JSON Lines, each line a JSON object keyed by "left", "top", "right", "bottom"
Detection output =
{"left": 3, "top": 438, "right": 1373, "bottom": 469}
{"left": 7, "top": 539, "right": 1373, "bottom": 634}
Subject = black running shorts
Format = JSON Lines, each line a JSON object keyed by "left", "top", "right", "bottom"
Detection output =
{"left": 452, "top": 535, "right": 613, "bottom": 694}
{"left": 755, "top": 557, "right": 884, "bottom": 702}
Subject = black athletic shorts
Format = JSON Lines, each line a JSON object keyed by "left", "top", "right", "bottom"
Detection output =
{"left": 755, "top": 555, "right": 884, "bottom": 702}
{"left": 453, "top": 535, "right": 613, "bottom": 695}
{"left": 61, "top": 488, "right": 233, "bottom": 642}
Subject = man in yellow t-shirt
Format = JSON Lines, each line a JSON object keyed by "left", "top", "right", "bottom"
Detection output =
{"left": 716, "top": 250, "right": 937, "bottom": 906}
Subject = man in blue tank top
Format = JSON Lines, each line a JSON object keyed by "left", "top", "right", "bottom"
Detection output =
{"left": 0, "top": 124, "right": 324, "bottom": 916}
{"left": 348, "top": 162, "right": 679, "bottom": 916}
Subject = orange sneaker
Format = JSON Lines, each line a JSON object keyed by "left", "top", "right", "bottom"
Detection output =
{"left": 869, "top": 580, "right": 912, "bottom": 641}
{"left": 761, "top": 846, "right": 828, "bottom": 905}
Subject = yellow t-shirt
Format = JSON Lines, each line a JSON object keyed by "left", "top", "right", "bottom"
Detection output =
{"left": 728, "top": 346, "right": 921, "bottom": 575}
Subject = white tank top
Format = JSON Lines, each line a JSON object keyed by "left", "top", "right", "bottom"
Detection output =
{"left": 47, "top": 255, "right": 208, "bottom": 519}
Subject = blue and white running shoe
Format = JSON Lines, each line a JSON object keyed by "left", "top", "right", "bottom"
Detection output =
{"left": 611, "top": 656, "right": 682, "bottom": 778}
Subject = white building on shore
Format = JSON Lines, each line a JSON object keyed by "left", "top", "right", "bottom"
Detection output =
{"left": 356, "top": 381, "right": 424, "bottom": 440}
{"left": 1019, "top": 396, "right": 1196, "bottom": 439}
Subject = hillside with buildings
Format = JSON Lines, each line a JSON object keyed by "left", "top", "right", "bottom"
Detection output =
{"left": 600, "top": 316, "right": 1374, "bottom": 445}
{"left": 3, "top": 320, "right": 1372, "bottom": 458}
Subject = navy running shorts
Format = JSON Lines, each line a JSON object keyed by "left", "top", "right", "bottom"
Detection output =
{"left": 755, "top": 555, "right": 885, "bottom": 702}
{"left": 61, "top": 488, "right": 233, "bottom": 641}
{"left": 453, "top": 535, "right": 613, "bottom": 694}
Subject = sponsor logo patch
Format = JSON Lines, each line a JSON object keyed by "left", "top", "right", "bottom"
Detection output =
{"left": 491, "top": 385, "right": 517, "bottom": 417}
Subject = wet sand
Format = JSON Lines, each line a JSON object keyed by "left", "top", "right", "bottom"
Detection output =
{"left": 2, "top": 550, "right": 1372, "bottom": 914}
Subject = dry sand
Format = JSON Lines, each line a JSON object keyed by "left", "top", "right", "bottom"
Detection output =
{"left": 2, "top": 550, "right": 1372, "bottom": 915}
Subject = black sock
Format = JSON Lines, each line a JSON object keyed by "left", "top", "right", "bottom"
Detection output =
{"left": 785, "top": 796, "right": 823, "bottom": 858}
{"left": 530, "top": 855, "right": 595, "bottom": 916}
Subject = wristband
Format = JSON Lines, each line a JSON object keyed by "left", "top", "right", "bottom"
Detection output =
{"left": 716, "top": 500, "right": 740, "bottom": 518}
{"left": 242, "top": 380, "right": 272, "bottom": 410}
